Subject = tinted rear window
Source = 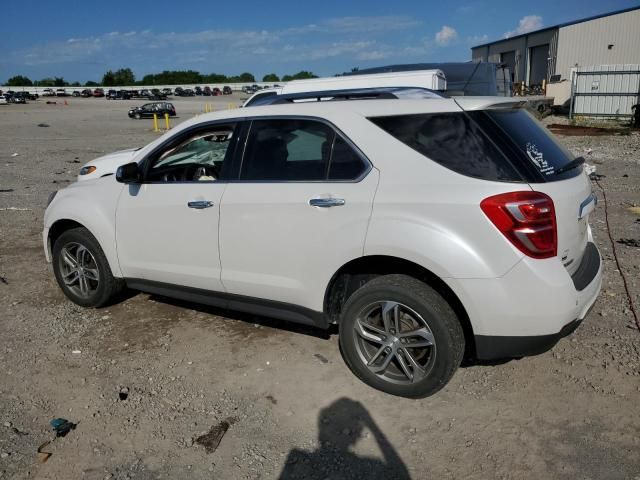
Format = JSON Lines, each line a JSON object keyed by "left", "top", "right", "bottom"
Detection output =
{"left": 370, "top": 113, "right": 522, "bottom": 181}
{"left": 476, "top": 109, "right": 578, "bottom": 181}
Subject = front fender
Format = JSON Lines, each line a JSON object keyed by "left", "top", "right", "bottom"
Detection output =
{"left": 44, "top": 180, "right": 124, "bottom": 277}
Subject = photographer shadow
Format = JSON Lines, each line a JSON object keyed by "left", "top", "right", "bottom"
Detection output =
{"left": 279, "top": 397, "right": 411, "bottom": 480}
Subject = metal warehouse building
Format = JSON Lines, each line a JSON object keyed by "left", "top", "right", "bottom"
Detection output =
{"left": 471, "top": 6, "right": 640, "bottom": 87}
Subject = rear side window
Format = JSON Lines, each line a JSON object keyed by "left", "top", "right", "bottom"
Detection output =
{"left": 477, "top": 109, "right": 579, "bottom": 180}
{"left": 370, "top": 113, "right": 522, "bottom": 181}
{"left": 240, "top": 119, "right": 368, "bottom": 181}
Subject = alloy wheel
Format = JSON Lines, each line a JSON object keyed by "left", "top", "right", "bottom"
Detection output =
{"left": 58, "top": 242, "right": 100, "bottom": 299}
{"left": 353, "top": 301, "right": 436, "bottom": 385}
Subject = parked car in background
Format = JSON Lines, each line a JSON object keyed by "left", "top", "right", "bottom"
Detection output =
{"left": 223, "top": 86, "right": 232, "bottom": 95}
{"left": 42, "top": 88, "right": 56, "bottom": 97}
{"left": 9, "top": 94, "right": 26, "bottom": 104}
{"left": 174, "top": 87, "right": 185, "bottom": 96}
{"left": 212, "top": 87, "right": 222, "bottom": 96}
{"left": 93, "top": 88, "right": 105, "bottom": 97}
{"left": 194, "top": 86, "right": 203, "bottom": 96}
{"left": 128, "top": 102, "right": 176, "bottom": 119}
{"left": 149, "top": 89, "right": 167, "bottom": 100}
{"left": 72, "top": 90, "right": 81, "bottom": 97}
{"left": 203, "top": 86, "right": 212, "bottom": 96}
{"left": 183, "top": 88, "right": 195, "bottom": 96}
{"left": 162, "top": 88, "right": 173, "bottom": 96}
{"left": 56, "top": 88, "right": 68, "bottom": 97}
{"left": 0, "top": 95, "right": 8, "bottom": 104}
{"left": 81, "top": 89, "right": 93, "bottom": 98}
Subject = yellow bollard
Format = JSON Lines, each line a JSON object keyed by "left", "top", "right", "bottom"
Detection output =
{"left": 164, "top": 113, "right": 170, "bottom": 130}
{"left": 153, "top": 113, "right": 159, "bottom": 132}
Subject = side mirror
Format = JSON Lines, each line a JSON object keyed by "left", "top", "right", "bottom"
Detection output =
{"left": 116, "top": 162, "right": 141, "bottom": 184}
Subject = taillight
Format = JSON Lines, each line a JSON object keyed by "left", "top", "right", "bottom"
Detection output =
{"left": 480, "top": 191, "right": 557, "bottom": 259}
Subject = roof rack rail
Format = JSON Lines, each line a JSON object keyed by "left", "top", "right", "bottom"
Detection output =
{"left": 247, "top": 87, "right": 444, "bottom": 107}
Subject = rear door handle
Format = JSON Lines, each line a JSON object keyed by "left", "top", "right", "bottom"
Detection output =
{"left": 309, "top": 197, "right": 345, "bottom": 208}
{"left": 187, "top": 200, "right": 215, "bottom": 209}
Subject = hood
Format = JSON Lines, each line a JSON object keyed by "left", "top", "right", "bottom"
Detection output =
{"left": 77, "top": 148, "right": 140, "bottom": 182}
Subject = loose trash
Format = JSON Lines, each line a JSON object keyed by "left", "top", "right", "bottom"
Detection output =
{"left": 119, "top": 387, "right": 129, "bottom": 401}
{"left": 584, "top": 163, "right": 596, "bottom": 176}
{"left": 37, "top": 123, "right": 50, "bottom": 127}
{"left": 36, "top": 418, "right": 77, "bottom": 463}
{"left": 195, "top": 417, "right": 237, "bottom": 453}
{"left": 0, "top": 189, "right": 15, "bottom": 192}
{"left": 11, "top": 153, "right": 19, "bottom": 157}
{"left": 71, "top": 350, "right": 81, "bottom": 354}
{"left": 0, "top": 276, "right": 7, "bottom": 285}
{"left": 37, "top": 441, "right": 52, "bottom": 463}
{"left": 50, "top": 418, "right": 76, "bottom": 437}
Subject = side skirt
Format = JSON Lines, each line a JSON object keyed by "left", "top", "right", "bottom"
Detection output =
{"left": 125, "top": 278, "right": 329, "bottom": 329}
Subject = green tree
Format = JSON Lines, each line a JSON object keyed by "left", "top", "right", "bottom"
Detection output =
{"left": 53, "top": 77, "right": 67, "bottom": 86}
{"left": 112, "top": 68, "right": 135, "bottom": 85}
{"left": 6, "top": 75, "right": 33, "bottom": 86}
{"left": 35, "top": 78, "right": 56, "bottom": 86}
{"left": 102, "top": 70, "right": 116, "bottom": 86}
{"left": 262, "top": 73, "right": 280, "bottom": 82}
{"left": 85, "top": 80, "right": 99, "bottom": 87}
{"left": 70, "top": 81, "right": 81, "bottom": 87}
{"left": 282, "top": 70, "right": 318, "bottom": 82}
{"left": 238, "top": 72, "right": 255, "bottom": 82}
{"left": 202, "top": 73, "right": 228, "bottom": 83}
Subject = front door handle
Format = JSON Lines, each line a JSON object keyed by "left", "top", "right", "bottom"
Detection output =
{"left": 309, "top": 197, "right": 345, "bottom": 208}
{"left": 187, "top": 200, "right": 215, "bottom": 209}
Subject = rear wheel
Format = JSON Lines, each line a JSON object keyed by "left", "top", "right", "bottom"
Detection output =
{"left": 52, "top": 227, "right": 124, "bottom": 308}
{"left": 339, "top": 274, "right": 464, "bottom": 398}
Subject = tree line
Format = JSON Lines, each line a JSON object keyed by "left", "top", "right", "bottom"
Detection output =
{"left": 4, "top": 68, "right": 319, "bottom": 87}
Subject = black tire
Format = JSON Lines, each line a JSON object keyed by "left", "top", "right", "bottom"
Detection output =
{"left": 339, "top": 274, "right": 464, "bottom": 398}
{"left": 52, "top": 227, "right": 124, "bottom": 308}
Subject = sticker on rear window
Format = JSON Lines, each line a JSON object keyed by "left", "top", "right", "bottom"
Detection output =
{"left": 526, "top": 142, "right": 554, "bottom": 175}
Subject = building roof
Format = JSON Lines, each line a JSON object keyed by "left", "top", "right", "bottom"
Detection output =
{"left": 472, "top": 5, "right": 640, "bottom": 49}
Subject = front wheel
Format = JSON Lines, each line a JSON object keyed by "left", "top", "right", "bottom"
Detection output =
{"left": 339, "top": 274, "right": 464, "bottom": 398}
{"left": 52, "top": 227, "right": 124, "bottom": 308}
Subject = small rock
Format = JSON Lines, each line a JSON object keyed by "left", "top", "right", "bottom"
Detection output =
{"left": 3, "top": 422, "right": 11, "bottom": 428}
{"left": 1, "top": 452, "right": 9, "bottom": 459}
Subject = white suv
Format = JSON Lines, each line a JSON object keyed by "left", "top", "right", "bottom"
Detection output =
{"left": 43, "top": 94, "right": 602, "bottom": 397}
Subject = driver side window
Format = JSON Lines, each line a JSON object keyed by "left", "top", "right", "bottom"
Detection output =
{"left": 146, "top": 124, "right": 236, "bottom": 183}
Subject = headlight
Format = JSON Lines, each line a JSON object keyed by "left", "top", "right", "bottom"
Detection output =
{"left": 46, "top": 191, "right": 58, "bottom": 207}
{"left": 79, "top": 165, "right": 96, "bottom": 175}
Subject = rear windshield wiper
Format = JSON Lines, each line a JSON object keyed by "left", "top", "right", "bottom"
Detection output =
{"left": 553, "top": 156, "right": 585, "bottom": 175}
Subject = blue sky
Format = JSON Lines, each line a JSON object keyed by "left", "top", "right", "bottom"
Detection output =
{"left": 1, "top": 0, "right": 637, "bottom": 82}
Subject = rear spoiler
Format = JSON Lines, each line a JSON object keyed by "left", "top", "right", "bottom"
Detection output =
{"left": 453, "top": 97, "right": 526, "bottom": 111}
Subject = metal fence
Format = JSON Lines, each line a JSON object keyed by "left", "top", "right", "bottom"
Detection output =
{"left": 570, "top": 64, "right": 640, "bottom": 119}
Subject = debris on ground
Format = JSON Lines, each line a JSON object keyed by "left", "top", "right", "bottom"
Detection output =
{"left": 0, "top": 276, "right": 7, "bottom": 285}
{"left": 0, "top": 188, "right": 14, "bottom": 192}
{"left": 119, "top": 386, "right": 129, "bottom": 401}
{"left": 313, "top": 353, "right": 329, "bottom": 364}
{"left": 37, "top": 122, "right": 50, "bottom": 127}
{"left": 50, "top": 418, "right": 76, "bottom": 437}
{"left": 11, "top": 153, "right": 19, "bottom": 157}
{"left": 617, "top": 238, "right": 640, "bottom": 248}
{"left": 195, "top": 417, "right": 237, "bottom": 454}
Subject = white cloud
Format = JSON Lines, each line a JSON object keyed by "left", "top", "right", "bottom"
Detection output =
{"left": 504, "top": 15, "right": 543, "bottom": 38}
{"left": 468, "top": 34, "right": 489, "bottom": 45}
{"left": 435, "top": 25, "right": 458, "bottom": 46}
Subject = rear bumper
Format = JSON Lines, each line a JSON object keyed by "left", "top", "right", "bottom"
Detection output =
{"left": 453, "top": 241, "right": 602, "bottom": 360}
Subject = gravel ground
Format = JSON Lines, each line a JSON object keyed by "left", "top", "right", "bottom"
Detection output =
{"left": 0, "top": 97, "right": 639, "bottom": 480}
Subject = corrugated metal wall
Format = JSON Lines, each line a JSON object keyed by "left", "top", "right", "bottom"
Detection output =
{"left": 572, "top": 64, "right": 640, "bottom": 117}
{"left": 471, "top": 29, "right": 557, "bottom": 84}
{"left": 556, "top": 9, "right": 640, "bottom": 81}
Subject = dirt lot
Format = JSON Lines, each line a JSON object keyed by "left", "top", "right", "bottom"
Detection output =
{"left": 0, "top": 97, "right": 639, "bottom": 480}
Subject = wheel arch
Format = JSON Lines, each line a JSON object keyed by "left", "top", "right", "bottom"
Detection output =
{"left": 324, "top": 255, "right": 476, "bottom": 357}
{"left": 47, "top": 217, "right": 122, "bottom": 278}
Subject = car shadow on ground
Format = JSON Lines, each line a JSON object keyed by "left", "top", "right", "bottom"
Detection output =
{"left": 278, "top": 397, "right": 412, "bottom": 480}
{"left": 142, "top": 293, "right": 335, "bottom": 340}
